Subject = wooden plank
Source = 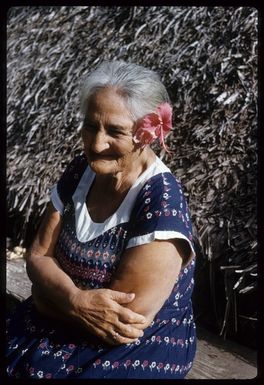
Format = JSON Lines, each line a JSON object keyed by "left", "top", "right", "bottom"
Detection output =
{"left": 6, "top": 258, "right": 31, "bottom": 301}
{"left": 186, "top": 325, "right": 257, "bottom": 379}
{"left": 6, "top": 259, "right": 257, "bottom": 379}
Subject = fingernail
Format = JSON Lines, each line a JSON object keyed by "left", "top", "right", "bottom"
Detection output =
{"left": 127, "top": 293, "right": 135, "bottom": 299}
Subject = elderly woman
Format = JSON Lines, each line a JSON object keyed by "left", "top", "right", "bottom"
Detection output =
{"left": 6, "top": 61, "right": 196, "bottom": 379}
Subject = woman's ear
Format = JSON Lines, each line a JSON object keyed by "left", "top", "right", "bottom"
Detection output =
{"left": 132, "top": 138, "right": 146, "bottom": 154}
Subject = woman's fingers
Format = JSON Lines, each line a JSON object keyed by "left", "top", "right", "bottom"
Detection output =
{"left": 117, "top": 305, "right": 146, "bottom": 325}
{"left": 86, "top": 311, "right": 144, "bottom": 340}
{"left": 82, "top": 309, "right": 144, "bottom": 341}
{"left": 108, "top": 333, "right": 140, "bottom": 346}
{"left": 88, "top": 322, "right": 140, "bottom": 346}
{"left": 108, "top": 289, "right": 136, "bottom": 304}
{"left": 115, "top": 321, "right": 144, "bottom": 339}
{"left": 107, "top": 289, "right": 146, "bottom": 324}
{"left": 71, "top": 288, "right": 149, "bottom": 344}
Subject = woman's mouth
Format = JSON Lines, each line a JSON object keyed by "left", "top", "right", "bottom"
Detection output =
{"left": 88, "top": 152, "right": 116, "bottom": 161}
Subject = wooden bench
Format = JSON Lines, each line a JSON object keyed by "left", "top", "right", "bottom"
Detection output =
{"left": 6, "top": 258, "right": 257, "bottom": 379}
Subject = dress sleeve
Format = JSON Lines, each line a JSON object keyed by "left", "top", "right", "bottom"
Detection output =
{"left": 50, "top": 184, "right": 64, "bottom": 214}
{"left": 50, "top": 153, "right": 88, "bottom": 214}
{"left": 126, "top": 172, "right": 195, "bottom": 261}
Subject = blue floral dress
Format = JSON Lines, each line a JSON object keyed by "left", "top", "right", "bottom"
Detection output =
{"left": 6, "top": 154, "right": 197, "bottom": 379}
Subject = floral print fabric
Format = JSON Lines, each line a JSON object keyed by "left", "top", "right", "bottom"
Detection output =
{"left": 6, "top": 154, "right": 196, "bottom": 379}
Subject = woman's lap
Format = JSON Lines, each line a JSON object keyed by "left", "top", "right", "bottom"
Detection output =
{"left": 6, "top": 297, "right": 195, "bottom": 379}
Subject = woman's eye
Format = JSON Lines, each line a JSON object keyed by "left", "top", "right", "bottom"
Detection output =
{"left": 108, "top": 126, "right": 123, "bottom": 136}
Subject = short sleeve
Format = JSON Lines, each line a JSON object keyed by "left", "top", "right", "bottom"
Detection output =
{"left": 126, "top": 172, "right": 195, "bottom": 261}
{"left": 50, "top": 153, "right": 88, "bottom": 214}
{"left": 50, "top": 184, "right": 64, "bottom": 214}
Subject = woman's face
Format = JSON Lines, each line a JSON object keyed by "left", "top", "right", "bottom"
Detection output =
{"left": 81, "top": 87, "right": 139, "bottom": 176}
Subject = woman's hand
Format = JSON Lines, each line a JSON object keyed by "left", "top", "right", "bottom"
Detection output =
{"left": 70, "top": 288, "right": 148, "bottom": 345}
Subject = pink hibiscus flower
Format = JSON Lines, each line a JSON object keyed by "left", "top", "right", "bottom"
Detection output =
{"left": 133, "top": 103, "right": 172, "bottom": 153}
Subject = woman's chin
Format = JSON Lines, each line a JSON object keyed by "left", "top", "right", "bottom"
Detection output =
{"left": 89, "top": 160, "right": 117, "bottom": 175}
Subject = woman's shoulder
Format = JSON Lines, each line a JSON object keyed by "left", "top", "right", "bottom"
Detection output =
{"left": 139, "top": 166, "right": 184, "bottom": 203}
{"left": 145, "top": 171, "right": 182, "bottom": 190}
{"left": 133, "top": 158, "right": 192, "bottom": 220}
{"left": 138, "top": 156, "right": 179, "bottom": 188}
{"left": 60, "top": 153, "right": 87, "bottom": 179}
{"left": 132, "top": 164, "right": 190, "bottom": 222}
{"left": 128, "top": 161, "right": 194, "bottom": 256}
{"left": 56, "top": 153, "right": 88, "bottom": 204}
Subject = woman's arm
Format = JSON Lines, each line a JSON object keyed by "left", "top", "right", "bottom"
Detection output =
{"left": 27, "top": 203, "right": 146, "bottom": 345}
{"left": 27, "top": 203, "right": 79, "bottom": 316}
{"left": 109, "top": 239, "right": 190, "bottom": 330}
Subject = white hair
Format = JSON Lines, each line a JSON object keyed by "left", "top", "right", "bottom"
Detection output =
{"left": 80, "top": 60, "right": 170, "bottom": 121}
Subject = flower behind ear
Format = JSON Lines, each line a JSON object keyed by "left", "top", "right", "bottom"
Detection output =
{"left": 133, "top": 103, "right": 172, "bottom": 153}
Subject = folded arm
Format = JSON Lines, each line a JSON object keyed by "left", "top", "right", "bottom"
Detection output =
{"left": 27, "top": 203, "right": 146, "bottom": 345}
{"left": 109, "top": 238, "right": 191, "bottom": 328}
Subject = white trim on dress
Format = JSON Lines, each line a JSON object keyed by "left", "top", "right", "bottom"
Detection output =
{"left": 50, "top": 185, "right": 64, "bottom": 214}
{"left": 126, "top": 231, "right": 195, "bottom": 260}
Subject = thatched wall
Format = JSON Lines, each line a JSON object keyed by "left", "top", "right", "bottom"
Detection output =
{"left": 7, "top": 6, "right": 257, "bottom": 345}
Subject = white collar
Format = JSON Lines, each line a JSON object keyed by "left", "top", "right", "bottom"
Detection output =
{"left": 72, "top": 156, "right": 171, "bottom": 242}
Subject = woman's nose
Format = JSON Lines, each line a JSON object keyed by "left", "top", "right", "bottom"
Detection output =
{"left": 90, "top": 130, "right": 110, "bottom": 153}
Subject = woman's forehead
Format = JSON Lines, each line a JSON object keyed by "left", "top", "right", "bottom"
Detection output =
{"left": 84, "top": 88, "right": 135, "bottom": 124}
